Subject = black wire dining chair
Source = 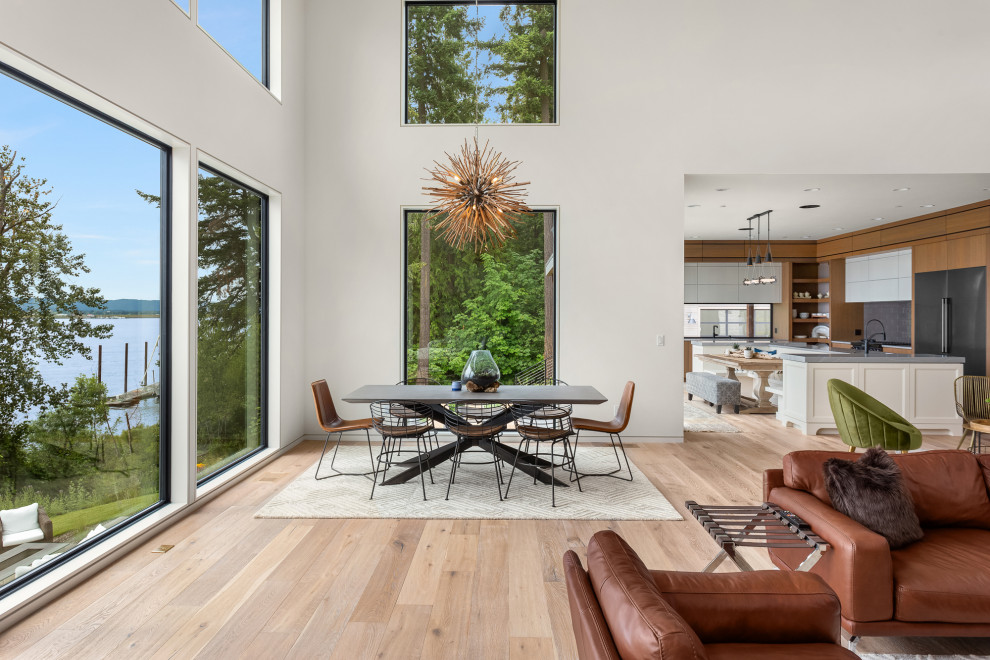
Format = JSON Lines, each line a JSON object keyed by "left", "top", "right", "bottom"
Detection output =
{"left": 369, "top": 400, "right": 438, "bottom": 501}
{"left": 393, "top": 377, "right": 442, "bottom": 471}
{"left": 506, "top": 402, "right": 582, "bottom": 507}
{"left": 441, "top": 401, "right": 508, "bottom": 501}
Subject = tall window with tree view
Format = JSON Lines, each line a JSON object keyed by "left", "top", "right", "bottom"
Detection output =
{"left": 195, "top": 168, "right": 266, "bottom": 480}
{"left": 0, "top": 67, "right": 166, "bottom": 590}
{"left": 405, "top": 2, "right": 556, "bottom": 124}
{"left": 405, "top": 210, "right": 555, "bottom": 383}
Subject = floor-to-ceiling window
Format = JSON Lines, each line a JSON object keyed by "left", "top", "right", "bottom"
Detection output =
{"left": 196, "top": 167, "right": 267, "bottom": 481}
{"left": 404, "top": 210, "right": 556, "bottom": 383}
{"left": 0, "top": 64, "right": 168, "bottom": 593}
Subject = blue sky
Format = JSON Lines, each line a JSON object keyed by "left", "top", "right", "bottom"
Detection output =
{"left": 0, "top": 73, "right": 163, "bottom": 301}
{"left": 198, "top": 0, "right": 265, "bottom": 83}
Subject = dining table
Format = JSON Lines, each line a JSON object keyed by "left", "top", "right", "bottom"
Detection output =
{"left": 343, "top": 384, "right": 608, "bottom": 488}
{"left": 697, "top": 353, "right": 783, "bottom": 413}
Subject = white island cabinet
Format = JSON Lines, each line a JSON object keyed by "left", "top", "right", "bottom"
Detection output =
{"left": 778, "top": 353, "right": 963, "bottom": 436}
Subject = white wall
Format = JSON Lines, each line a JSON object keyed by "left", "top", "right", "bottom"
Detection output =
{"left": 303, "top": 0, "right": 990, "bottom": 439}
{"left": 0, "top": 0, "right": 309, "bottom": 449}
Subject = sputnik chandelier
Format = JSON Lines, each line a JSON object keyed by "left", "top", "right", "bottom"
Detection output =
{"left": 420, "top": 0, "right": 532, "bottom": 251}
{"left": 741, "top": 210, "right": 777, "bottom": 285}
{"left": 422, "top": 138, "right": 531, "bottom": 251}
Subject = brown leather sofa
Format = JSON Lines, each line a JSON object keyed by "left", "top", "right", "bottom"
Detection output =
{"left": 764, "top": 449, "right": 990, "bottom": 639}
{"left": 564, "top": 530, "right": 858, "bottom": 659}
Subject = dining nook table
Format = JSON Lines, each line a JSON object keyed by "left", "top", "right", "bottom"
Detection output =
{"left": 343, "top": 384, "right": 607, "bottom": 488}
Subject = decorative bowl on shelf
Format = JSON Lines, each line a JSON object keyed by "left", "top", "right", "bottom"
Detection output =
{"left": 812, "top": 324, "right": 830, "bottom": 338}
{"left": 794, "top": 334, "right": 808, "bottom": 339}
{"left": 799, "top": 312, "right": 810, "bottom": 319}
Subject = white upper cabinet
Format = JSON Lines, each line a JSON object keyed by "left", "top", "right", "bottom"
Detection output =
{"left": 845, "top": 248, "right": 912, "bottom": 302}
{"left": 846, "top": 256, "right": 870, "bottom": 283}
{"left": 868, "top": 253, "right": 899, "bottom": 280}
{"left": 684, "top": 263, "right": 781, "bottom": 304}
{"left": 684, "top": 264, "right": 699, "bottom": 303}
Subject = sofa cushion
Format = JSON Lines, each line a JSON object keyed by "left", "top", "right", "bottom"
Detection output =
{"left": 783, "top": 450, "right": 990, "bottom": 529}
{"left": 824, "top": 448, "right": 923, "bottom": 549}
{"left": 2, "top": 528, "right": 45, "bottom": 546}
{"left": 586, "top": 531, "right": 707, "bottom": 659}
{"left": 892, "top": 528, "right": 990, "bottom": 624}
{"left": 0, "top": 503, "right": 40, "bottom": 535}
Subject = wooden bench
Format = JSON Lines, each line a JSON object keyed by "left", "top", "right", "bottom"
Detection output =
{"left": 685, "top": 371, "right": 741, "bottom": 414}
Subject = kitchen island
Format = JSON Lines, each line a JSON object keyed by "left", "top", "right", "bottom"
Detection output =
{"left": 777, "top": 350, "right": 964, "bottom": 436}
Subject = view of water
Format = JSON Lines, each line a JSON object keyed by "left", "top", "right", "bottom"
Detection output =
{"left": 39, "top": 317, "right": 162, "bottom": 427}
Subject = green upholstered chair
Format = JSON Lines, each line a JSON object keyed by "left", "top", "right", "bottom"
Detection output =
{"left": 826, "top": 378, "right": 923, "bottom": 453}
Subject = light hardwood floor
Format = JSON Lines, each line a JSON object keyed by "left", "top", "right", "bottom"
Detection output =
{"left": 2, "top": 409, "right": 989, "bottom": 659}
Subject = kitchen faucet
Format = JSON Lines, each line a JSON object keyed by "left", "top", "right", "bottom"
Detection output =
{"left": 865, "top": 318, "right": 887, "bottom": 353}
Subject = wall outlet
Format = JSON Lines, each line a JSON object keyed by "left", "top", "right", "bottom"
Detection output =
{"left": 656, "top": 334, "right": 665, "bottom": 347}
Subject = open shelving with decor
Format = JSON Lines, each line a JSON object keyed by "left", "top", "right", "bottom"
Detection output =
{"left": 787, "top": 262, "right": 830, "bottom": 342}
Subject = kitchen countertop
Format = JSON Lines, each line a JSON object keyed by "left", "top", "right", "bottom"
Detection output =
{"left": 689, "top": 339, "right": 773, "bottom": 346}
{"left": 779, "top": 349, "right": 963, "bottom": 363}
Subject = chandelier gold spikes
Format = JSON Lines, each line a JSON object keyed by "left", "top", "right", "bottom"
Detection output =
{"left": 422, "top": 137, "right": 532, "bottom": 251}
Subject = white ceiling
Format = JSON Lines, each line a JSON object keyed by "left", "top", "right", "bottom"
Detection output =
{"left": 684, "top": 174, "right": 990, "bottom": 240}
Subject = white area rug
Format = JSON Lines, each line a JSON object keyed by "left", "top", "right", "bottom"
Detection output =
{"left": 256, "top": 446, "right": 682, "bottom": 521}
{"left": 683, "top": 402, "right": 741, "bottom": 433}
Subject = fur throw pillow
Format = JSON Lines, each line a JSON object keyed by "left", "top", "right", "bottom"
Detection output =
{"left": 823, "top": 447, "right": 924, "bottom": 549}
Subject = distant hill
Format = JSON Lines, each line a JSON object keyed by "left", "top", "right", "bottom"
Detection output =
{"left": 25, "top": 298, "right": 160, "bottom": 316}
{"left": 81, "top": 299, "right": 160, "bottom": 316}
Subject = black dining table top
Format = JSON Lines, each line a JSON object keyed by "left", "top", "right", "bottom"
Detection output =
{"left": 342, "top": 384, "right": 608, "bottom": 405}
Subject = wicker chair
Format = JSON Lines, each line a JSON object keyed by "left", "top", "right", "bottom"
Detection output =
{"left": 0, "top": 504, "right": 54, "bottom": 550}
{"left": 953, "top": 375, "right": 990, "bottom": 452}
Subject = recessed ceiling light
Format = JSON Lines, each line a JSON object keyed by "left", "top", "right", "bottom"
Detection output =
{"left": 920, "top": 204, "right": 935, "bottom": 208}
{"left": 872, "top": 217, "right": 885, "bottom": 221}
{"left": 893, "top": 187, "right": 911, "bottom": 192}
{"left": 799, "top": 204, "right": 820, "bottom": 209}
{"left": 833, "top": 227, "right": 844, "bottom": 231}
{"left": 690, "top": 235, "right": 700, "bottom": 239}
{"left": 715, "top": 188, "right": 730, "bottom": 192}
{"left": 687, "top": 204, "right": 701, "bottom": 208}
{"left": 720, "top": 205, "right": 727, "bottom": 208}
{"left": 803, "top": 188, "right": 820, "bottom": 192}
{"left": 801, "top": 235, "right": 812, "bottom": 239}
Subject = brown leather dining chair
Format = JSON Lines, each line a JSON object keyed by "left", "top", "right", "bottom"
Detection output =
{"left": 311, "top": 379, "right": 376, "bottom": 482}
{"left": 571, "top": 380, "right": 635, "bottom": 481}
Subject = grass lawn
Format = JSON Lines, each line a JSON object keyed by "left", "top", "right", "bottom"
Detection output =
{"left": 51, "top": 493, "right": 160, "bottom": 537}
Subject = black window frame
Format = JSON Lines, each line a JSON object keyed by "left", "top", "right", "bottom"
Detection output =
{"left": 194, "top": 164, "right": 269, "bottom": 486}
{"left": 403, "top": 0, "right": 558, "bottom": 125}
{"left": 0, "top": 60, "right": 172, "bottom": 599}
{"left": 401, "top": 208, "right": 558, "bottom": 382}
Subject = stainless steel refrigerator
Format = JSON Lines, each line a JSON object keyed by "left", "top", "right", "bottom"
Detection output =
{"left": 914, "top": 266, "right": 986, "bottom": 376}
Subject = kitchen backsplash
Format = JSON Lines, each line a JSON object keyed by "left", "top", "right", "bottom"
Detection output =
{"left": 863, "top": 301, "right": 912, "bottom": 344}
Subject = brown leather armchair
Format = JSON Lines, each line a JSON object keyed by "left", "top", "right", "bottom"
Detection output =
{"left": 564, "top": 530, "right": 857, "bottom": 659}
{"left": 764, "top": 449, "right": 990, "bottom": 640}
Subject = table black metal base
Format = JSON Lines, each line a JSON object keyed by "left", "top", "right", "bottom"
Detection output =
{"left": 381, "top": 437, "right": 566, "bottom": 487}
{"left": 377, "top": 402, "right": 569, "bottom": 488}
